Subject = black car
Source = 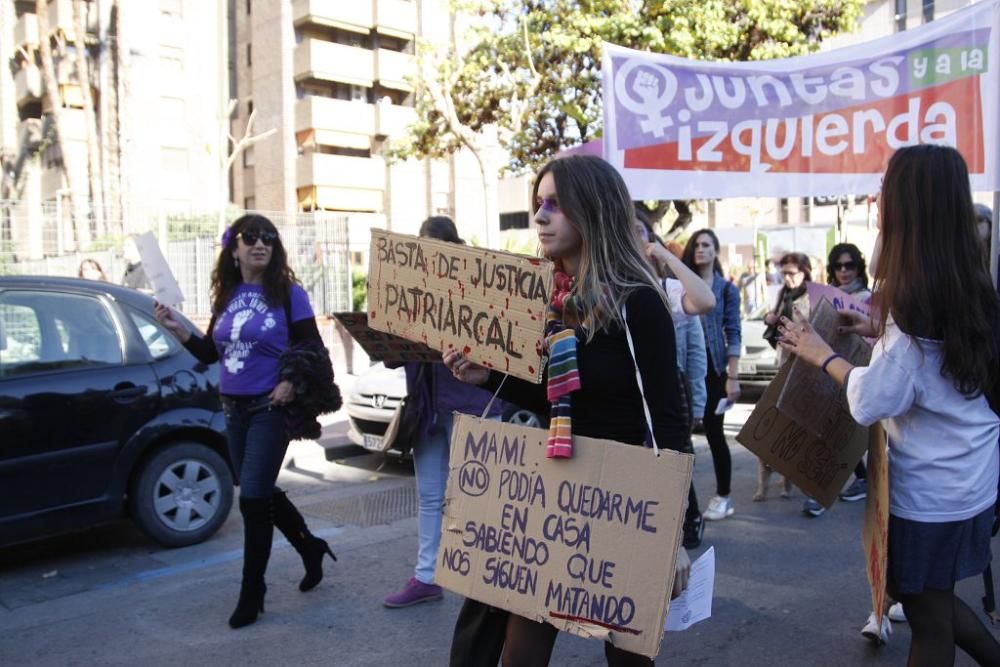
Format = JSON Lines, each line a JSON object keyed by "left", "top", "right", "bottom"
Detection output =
{"left": 0, "top": 277, "right": 233, "bottom": 548}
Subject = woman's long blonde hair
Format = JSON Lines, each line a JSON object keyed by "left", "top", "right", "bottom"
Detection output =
{"left": 533, "top": 155, "right": 667, "bottom": 339}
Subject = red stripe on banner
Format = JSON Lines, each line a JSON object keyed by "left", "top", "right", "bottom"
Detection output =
{"left": 623, "top": 76, "right": 984, "bottom": 175}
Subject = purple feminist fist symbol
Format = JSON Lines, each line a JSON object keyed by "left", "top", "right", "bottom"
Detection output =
{"left": 614, "top": 60, "right": 679, "bottom": 139}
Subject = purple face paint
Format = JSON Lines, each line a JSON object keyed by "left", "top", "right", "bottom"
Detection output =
{"left": 538, "top": 197, "right": 560, "bottom": 213}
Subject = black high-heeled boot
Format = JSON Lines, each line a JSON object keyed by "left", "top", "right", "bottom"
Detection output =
{"left": 229, "top": 496, "right": 273, "bottom": 629}
{"left": 272, "top": 489, "right": 337, "bottom": 592}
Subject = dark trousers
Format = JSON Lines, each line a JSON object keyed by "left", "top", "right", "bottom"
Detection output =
{"left": 703, "top": 365, "right": 732, "bottom": 497}
{"left": 450, "top": 599, "right": 508, "bottom": 667}
{"left": 223, "top": 395, "right": 290, "bottom": 499}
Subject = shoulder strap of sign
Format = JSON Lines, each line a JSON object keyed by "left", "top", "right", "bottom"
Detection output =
{"left": 621, "top": 303, "right": 659, "bottom": 457}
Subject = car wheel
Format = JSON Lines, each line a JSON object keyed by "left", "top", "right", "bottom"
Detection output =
{"left": 504, "top": 408, "right": 542, "bottom": 429}
{"left": 129, "top": 441, "right": 234, "bottom": 548}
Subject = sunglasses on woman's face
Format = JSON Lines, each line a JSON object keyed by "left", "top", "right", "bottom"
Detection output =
{"left": 833, "top": 261, "right": 857, "bottom": 271}
{"left": 238, "top": 231, "right": 278, "bottom": 247}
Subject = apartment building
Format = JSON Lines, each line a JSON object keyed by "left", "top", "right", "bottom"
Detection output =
{"left": 1, "top": 0, "right": 227, "bottom": 258}
{"left": 230, "top": 0, "right": 492, "bottom": 242}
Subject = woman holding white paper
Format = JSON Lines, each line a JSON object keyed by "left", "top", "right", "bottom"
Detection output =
{"left": 777, "top": 145, "right": 1000, "bottom": 667}
{"left": 445, "top": 155, "right": 691, "bottom": 667}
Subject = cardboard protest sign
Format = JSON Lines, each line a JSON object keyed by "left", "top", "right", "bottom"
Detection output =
{"left": 777, "top": 299, "right": 872, "bottom": 442}
{"left": 805, "top": 282, "right": 870, "bottom": 317}
{"left": 333, "top": 312, "right": 440, "bottom": 363}
{"left": 437, "top": 415, "right": 693, "bottom": 659}
{"left": 134, "top": 231, "right": 184, "bottom": 305}
{"left": 736, "top": 363, "right": 869, "bottom": 508}
{"left": 367, "top": 230, "right": 552, "bottom": 383}
{"left": 864, "top": 423, "right": 889, "bottom": 628}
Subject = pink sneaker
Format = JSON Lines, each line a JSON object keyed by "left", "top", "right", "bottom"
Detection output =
{"left": 383, "top": 577, "right": 443, "bottom": 608}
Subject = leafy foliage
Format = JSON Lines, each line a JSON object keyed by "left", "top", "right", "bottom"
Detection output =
{"left": 394, "top": 0, "right": 864, "bottom": 174}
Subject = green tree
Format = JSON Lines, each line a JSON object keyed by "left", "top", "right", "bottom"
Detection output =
{"left": 392, "top": 0, "right": 864, "bottom": 234}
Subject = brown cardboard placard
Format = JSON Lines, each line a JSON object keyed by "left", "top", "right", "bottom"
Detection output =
{"left": 736, "top": 359, "right": 870, "bottom": 508}
{"left": 366, "top": 230, "right": 552, "bottom": 383}
{"left": 863, "top": 423, "right": 889, "bottom": 627}
{"left": 776, "top": 299, "right": 872, "bottom": 442}
{"left": 437, "top": 415, "right": 693, "bottom": 659}
{"left": 333, "top": 312, "right": 441, "bottom": 363}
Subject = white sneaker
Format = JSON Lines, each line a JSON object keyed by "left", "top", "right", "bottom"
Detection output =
{"left": 861, "top": 612, "right": 891, "bottom": 645}
{"left": 703, "top": 495, "right": 734, "bottom": 521}
{"left": 887, "top": 602, "right": 907, "bottom": 623}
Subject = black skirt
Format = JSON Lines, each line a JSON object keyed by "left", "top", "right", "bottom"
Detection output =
{"left": 888, "top": 506, "right": 994, "bottom": 594}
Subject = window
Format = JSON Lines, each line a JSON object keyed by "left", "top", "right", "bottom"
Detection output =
{"left": 246, "top": 43, "right": 252, "bottom": 67}
{"left": 247, "top": 100, "right": 254, "bottom": 117}
{"left": 243, "top": 146, "right": 254, "bottom": 167}
{"left": 0, "top": 291, "right": 122, "bottom": 377}
{"left": 160, "top": 46, "right": 184, "bottom": 78}
{"left": 246, "top": 0, "right": 251, "bottom": 14}
{"left": 244, "top": 196, "right": 256, "bottom": 211}
{"left": 128, "top": 310, "right": 177, "bottom": 360}
{"left": 922, "top": 0, "right": 934, "bottom": 23}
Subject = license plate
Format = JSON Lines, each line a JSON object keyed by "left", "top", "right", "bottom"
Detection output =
{"left": 739, "top": 362, "right": 757, "bottom": 375}
{"left": 362, "top": 434, "right": 384, "bottom": 451}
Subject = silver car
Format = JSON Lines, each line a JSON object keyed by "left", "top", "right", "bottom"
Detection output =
{"left": 346, "top": 362, "right": 544, "bottom": 455}
{"left": 737, "top": 314, "right": 781, "bottom": 400}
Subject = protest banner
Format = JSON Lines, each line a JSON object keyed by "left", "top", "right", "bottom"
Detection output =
{"left": 864, "top": 423, "right": 889, "bottom": 628}
{"left": 777, "top": 299, "right": 872, "bottom": 442}
{"left": 602, "top": 0, "right": 1000, "bottom": 199}
{"left": 736, "top": 303, "right": 872, "bottom": 508}
{"left": 367, "top": 230, "right": 552, "bottom": 383}
{"left": 437, "top": 415, "right": 693, "bottom": 658}
{"left": 333, "top": 312, "right": 441, "bottom": 363}
{"left": 134, "top": 231, "right": 183, "bottom": 306}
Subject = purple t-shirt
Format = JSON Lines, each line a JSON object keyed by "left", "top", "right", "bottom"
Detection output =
{"left": 212, "top": 284, "right": 314, "bottom": 396}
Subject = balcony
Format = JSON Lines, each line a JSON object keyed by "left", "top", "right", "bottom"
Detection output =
{"left": 292, "top": 0, "right": 372, "bottom": 34}
{"left": 297, "top": 153, "right": 386, "bottom": 192}
{"left": 47, "top": 0, "right": 76, "bottom": 37}
{"left": 375, "top": 49, "right": 415, "bottom": 91}
{"left": 294, "top": 39, "right": 374, "bottom": 87}
{"left": 14, "top": 66, "right": 42, "bottom": 107}
{"left": 15, "top": 13, "right": 39, "bottom": 48}
{"left": 375, "top": 103, "right": 417, "bottom": 137}
{"left": 296, "top": 96, "right": 375, "bottom": 136}
{"left": 375, "top": 0, "right": 418, "bottom": 39}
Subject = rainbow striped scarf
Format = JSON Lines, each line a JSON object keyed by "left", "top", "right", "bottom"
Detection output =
{"left": 545, "top": 273, "right": 582, "bottom": 458}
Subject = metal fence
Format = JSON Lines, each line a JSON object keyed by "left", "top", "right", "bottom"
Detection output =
{"left": 0, "top": 200, "right": 358, "bottom": 317}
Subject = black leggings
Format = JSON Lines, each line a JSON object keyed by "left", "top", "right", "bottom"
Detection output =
{"left": 502, "top": 614, "right": 652, "bottom": 667}
{"left": 703, "top": 365, "right": 732, "bottom": 497}
{"left": 895, "top": 586, "right": 1000, "bottom": 666}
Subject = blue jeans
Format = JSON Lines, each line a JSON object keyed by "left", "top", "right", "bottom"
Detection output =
{"left": 413, "top": 413, "right": 454, "bottom": 585}
{"left": 222, "top": 395, "right": 289, "bottom": 499}
{"left": 413, "top": 413, "right": 500, "bottom": 584}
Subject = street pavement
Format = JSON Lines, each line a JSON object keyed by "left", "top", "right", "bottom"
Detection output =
{"left": 0, "top": 382, "right": 994, "bottom": 666}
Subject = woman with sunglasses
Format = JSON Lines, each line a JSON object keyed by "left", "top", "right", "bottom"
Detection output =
{"left": 778, "top": 145, "right": 1000, "bottom": 666}
{"left": 445, "top": 155, "right": 691, "bottom": 666}
{"left": 155, "top": 214, "right": 339, "bottom": 629}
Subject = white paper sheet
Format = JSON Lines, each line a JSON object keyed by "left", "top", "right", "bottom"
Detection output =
{"left": 714, "top": 398, "right": 733, "bottom": 416}
{"left": 134, "top": 231, "right": 184, "bottom": 306}
{"left": 665, "top": 546, "right": 715, "bottom": 631}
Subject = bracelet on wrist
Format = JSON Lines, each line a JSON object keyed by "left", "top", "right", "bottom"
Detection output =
{"left": 821, "top": 353, "right": 843, "bottom": 375}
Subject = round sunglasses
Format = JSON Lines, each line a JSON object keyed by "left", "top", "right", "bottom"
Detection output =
{"left": 238, "top": 231, "right": 278, "bottom": 247}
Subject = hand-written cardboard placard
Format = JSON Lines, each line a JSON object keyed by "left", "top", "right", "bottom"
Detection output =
{"left": 736, "top": 363, "right": 870, "bottom": 508}
{"left": 437, "top": 415, "right": 693, "bottom": 659}
{"left": 864, "top": 423, "right": 889, "bottom": 627}
{"left": 333, "top": 312, "right": 441, "bottom": 363}
{"left": 367, "top": 230, "right": 552, "bottom": 383}
{"left": 805, "top": 282, "right": 871, "bottom": 317}
{"left": 777, "top": 299, "right": 872, "bottom": 442}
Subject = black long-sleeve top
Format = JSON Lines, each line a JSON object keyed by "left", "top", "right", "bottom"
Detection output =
{"left": 484, "top": 286, "right": 687, "bottom": 452}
